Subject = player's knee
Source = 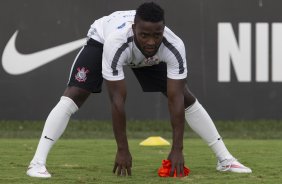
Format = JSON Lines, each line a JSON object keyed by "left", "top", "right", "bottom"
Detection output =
{"left": 63, "top": 86, "right": 90, "bottom": 107}
{"left": 184, "top": 95, "right": 196, "bottom": 108}
{"left": 60, "top": 96, "right": 79, "bottom": 114}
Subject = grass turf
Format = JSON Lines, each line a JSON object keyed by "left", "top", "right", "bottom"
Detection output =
{"left": 1, "top": 120, "right": 282, "bottom": 183}
{"left": 1, "top": 139, "right": 282, "bottom": 184}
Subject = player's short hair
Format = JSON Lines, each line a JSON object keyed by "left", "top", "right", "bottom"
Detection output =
{"left": 134, "top": 2, "right": 165, "bottom": 24}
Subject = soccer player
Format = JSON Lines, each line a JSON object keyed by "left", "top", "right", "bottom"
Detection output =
{"left": 26, "top": 2, "right": 252, "bottom": 178}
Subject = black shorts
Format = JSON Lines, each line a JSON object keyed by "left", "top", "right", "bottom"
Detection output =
{"left": 68, "top": 38, "right": 167, "bottom": 93}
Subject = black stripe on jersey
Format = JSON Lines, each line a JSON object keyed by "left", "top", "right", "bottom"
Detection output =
{"left": 162, "top": 37, "right": 184, "bottom": 74}
{"left": 111, "top": 36, "right": 134, "bottom": 76}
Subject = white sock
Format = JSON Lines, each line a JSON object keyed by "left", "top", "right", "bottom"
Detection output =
{"left": 31, "top": 96, "right": 78, "bottom": 165}
{"left": 185, "top": 100, "right": 233, "bottom": 162}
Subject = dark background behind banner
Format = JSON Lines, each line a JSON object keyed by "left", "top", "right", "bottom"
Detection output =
{"left": 0, "top": 0, "right": 281, "bottom": 121}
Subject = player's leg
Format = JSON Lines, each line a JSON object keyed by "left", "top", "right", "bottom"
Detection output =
{"left": 182, "top": 84, "right": 252, "bottom": 173}
{"left": 27, "top": 38, "right": 104, "bottom": 178}
{"left": 27, "top": 87, "right": 89, "bottom": 177}
{"left": 26, "top": 88, "right": 84, "bottom": 178}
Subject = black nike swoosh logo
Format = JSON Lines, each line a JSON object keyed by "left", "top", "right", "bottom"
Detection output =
{"left": 44, "top": 136, "right": 54, "bottom": 141}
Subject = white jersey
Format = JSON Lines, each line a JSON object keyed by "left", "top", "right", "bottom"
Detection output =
{"left": 87, "top": 10, "right": 187, "bottom": 81}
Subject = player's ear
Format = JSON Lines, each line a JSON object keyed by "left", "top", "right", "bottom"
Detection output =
{"left": 132, "top": 24, "right": 136, "bottom": 33}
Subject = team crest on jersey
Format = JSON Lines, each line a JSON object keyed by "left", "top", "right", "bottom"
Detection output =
{"left": 75, "top": 67, "right": 89, "bottom": 82}
{"left": 143, "top": 56, "right": 160, "bottom": 65}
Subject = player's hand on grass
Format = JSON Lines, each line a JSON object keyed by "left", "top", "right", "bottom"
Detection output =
{"left": 167, "top": 149, "right": 185, "bottom": 177}
{"left": 113, "top": 149, "right": 132, "bottom": 176}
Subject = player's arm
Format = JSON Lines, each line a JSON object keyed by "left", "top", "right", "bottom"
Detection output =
{"left": 105, "top": 79, "right": 132, "bottom": 176}
{"left": 167, "top": 78, "right": 185, "bottom": 177}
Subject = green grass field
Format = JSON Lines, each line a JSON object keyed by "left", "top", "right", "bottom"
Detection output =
{"left": 1, "top": 120, "right": 282, "bottom": 184}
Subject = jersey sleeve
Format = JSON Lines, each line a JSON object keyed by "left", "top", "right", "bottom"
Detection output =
{"left": 102, "top": 36, "right": 130, "bottom": 81}
{"left": 163, "top": 38, "right": 188, "bottom": 80}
